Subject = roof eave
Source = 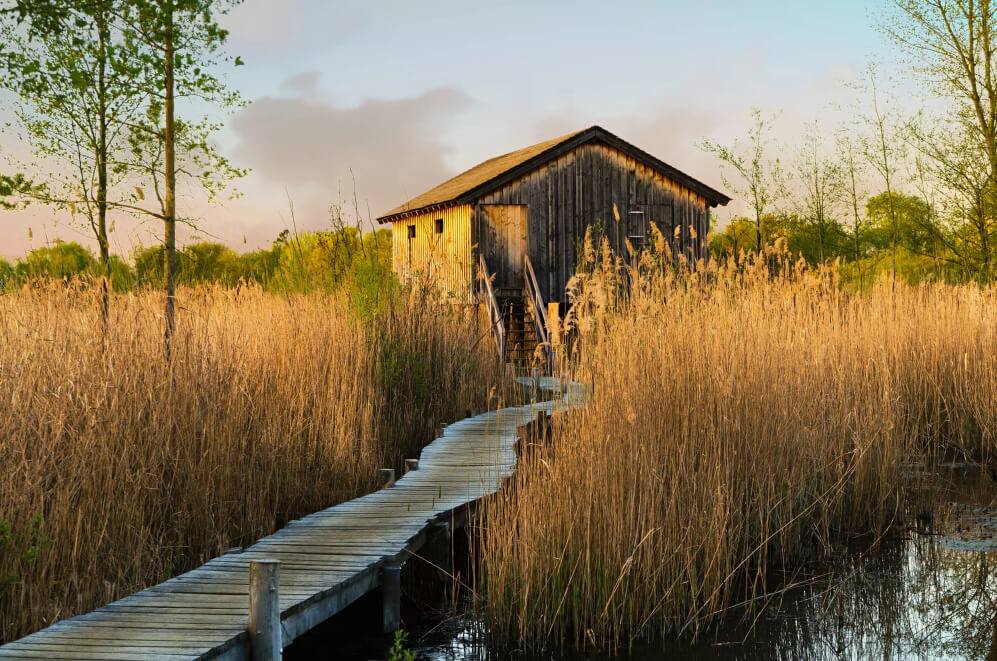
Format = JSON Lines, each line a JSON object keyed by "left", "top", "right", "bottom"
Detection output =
{"left": 377, "top": 125, "right": 732, "bottom": 221}
{"left": 454, "top": 126, "right": 731, "bottom": 207}
{"left": 376, "top": 200, "right": 463, "bottom": 224}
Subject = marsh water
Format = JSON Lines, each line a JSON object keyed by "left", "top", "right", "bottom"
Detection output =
{"left": 302, "top": 464, "right": 997, "bottom": 660}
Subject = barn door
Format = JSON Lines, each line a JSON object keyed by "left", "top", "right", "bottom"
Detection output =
{"left": 482, "top": 204, "right": 527, "bottom": 291}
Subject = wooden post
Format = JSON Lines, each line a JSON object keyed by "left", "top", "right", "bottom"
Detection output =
{"left": 382, "top": 561, "right": 402, "bottom": 633}
{"left": 428, "top": 521, "right": 453, "bottom": 579}
{"left": 249, "top": 560, "right": 281, "bottom": 661}
{"left": 435, "top": 425, "right": 444, "bottom": 438}
{"left": 404, "top": 459, "right": 419, "bottom": 474}
{"left": 378, "top": 468, "right": 395, "bottom": 489}
{"left": 547, "top": 301, "right": 560, "bottom": 348}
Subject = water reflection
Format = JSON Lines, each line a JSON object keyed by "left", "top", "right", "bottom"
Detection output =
{"left": 417, "top": 466, "right": 997, "bottom": 660}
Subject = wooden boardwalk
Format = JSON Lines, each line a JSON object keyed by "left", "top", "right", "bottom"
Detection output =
{"left": 0, "top": 378, "right": 585, "bottom": 660}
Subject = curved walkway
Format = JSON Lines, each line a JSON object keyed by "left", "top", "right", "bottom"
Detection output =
{"left": 0, "top": 378, "right": 587, "bottom": 660}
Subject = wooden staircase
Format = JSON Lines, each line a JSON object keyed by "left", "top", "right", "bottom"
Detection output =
{"left": 478, "top": 254, "right": 553, "bottom": 375}
{"left": 497, "top": 289, "right": 538, "bottom": 368}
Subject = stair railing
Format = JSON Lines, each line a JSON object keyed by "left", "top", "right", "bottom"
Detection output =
{"left": 523, "top": 255, "right": 553, "bottom": 374}
{"left": 478, "top": 254, "right": 506, "bottom": 363}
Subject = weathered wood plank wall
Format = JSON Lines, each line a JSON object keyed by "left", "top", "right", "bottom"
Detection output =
{"left": 479, "top": 205, "right": 528, "bottom": 290}
{"left": 472, "top": 143, "right": 709, "bottom": 303}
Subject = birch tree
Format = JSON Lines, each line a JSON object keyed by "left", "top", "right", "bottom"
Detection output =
{"left": 702, "top": 109, "right": 784, "bottom": 252}
{"left": 795, "top": 122, "right": 843, "bottom": 263}
{"left": 115, "top": 0, "right": 245, "bottom": 355}
{"left": 836, "top": 133, "right": 871, "bottom": 260}
{"left": 855, "top": 65, "right": 906, "bottom": 286}
{"left": 0, "top": 0, "right": 144, "bottom": 322}
{"left": 884, "top": 0, "right": 997, "bottom": 280}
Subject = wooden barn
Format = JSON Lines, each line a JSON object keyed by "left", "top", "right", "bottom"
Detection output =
{"left": 376, "top": 125, "right": 730, "bottom": 365}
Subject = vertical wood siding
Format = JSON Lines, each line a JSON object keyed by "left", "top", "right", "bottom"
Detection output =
{"left": 474, "top": 142, "right": 711, "bottom": 303}
{"left": 391, "top": 204, "right": 473, "bottom": 302}
{"left": 480, "top": 204, "right": 528, "bottom": 290}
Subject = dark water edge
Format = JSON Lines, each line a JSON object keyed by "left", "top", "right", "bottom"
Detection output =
{"left": 292, "top": 465, "right": 997, "bottom": 661}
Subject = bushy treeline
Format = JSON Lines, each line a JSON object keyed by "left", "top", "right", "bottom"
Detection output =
{"left": 0, "top": 227, "right": 394, "bottom": 299}
{"left": 710, "top": 191, "right": 952, "bottom": 286}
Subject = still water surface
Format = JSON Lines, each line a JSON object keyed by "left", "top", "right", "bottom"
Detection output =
{"left": 415, "top": 465, "right": 997, "bottom": 660}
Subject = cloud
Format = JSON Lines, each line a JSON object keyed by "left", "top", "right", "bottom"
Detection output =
{"left": 228, "top": 80, "right": 473, "bottom": 226}
{"left": 609, "top": 103, "right": 727, "bottom": 188}
{"left": 279, "top": 71, "right": 320, "bottom": 95}
{"left": 526, "top": 99, "right": 727, "bottom": 192}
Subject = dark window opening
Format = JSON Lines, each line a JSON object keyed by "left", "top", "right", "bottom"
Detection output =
{"left": 435, "top": 218, "right": 444, "bottom": 234}
{"left": 628, "top": 210, "right": 647, "bottom": 250}
{"left": 407, "top": 225, "right": 416, "bottom": 239}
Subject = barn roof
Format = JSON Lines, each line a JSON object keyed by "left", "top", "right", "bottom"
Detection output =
{"left": 376, "top": 125, "right": 730, "bottom": 223}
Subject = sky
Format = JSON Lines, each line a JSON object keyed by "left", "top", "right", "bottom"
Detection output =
{"left": 0, "top": 0, "right": 898, "bottom": 259}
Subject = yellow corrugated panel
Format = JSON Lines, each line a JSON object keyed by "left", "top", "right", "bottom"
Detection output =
{"left": 391, "top": 204, "right": 473, "bottom": 302}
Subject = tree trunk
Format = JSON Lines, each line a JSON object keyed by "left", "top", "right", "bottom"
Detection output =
{"left": 818, "top": 219, "right": 825, "bottom": 263}
{"left": 96, "top": 7, "right": 110, "bottom": 334}
{"left": 163, "top": 1, "right": 177, "bottom": 359}
{"left": 980, "top": 213, "right": 991, "bottom": 283}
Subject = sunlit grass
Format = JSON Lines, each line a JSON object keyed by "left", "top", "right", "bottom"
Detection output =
{"left": 0, "top": 283, "right": 503, "bottom": 640}
{"left": 476, "top": 233, "right": 997, "bottom": 653}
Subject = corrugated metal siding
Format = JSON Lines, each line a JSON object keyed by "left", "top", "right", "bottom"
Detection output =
{"left": 391, "top": 204, "right": 473, "bottom": 302}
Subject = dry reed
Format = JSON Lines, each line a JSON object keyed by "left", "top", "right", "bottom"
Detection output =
{"left": 477, "top": 236, "right": 997, "bottom": 653}
{"left": 0, "top": 283, "right": 503, "bottom": 641}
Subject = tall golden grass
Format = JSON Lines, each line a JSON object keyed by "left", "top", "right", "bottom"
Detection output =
{"left": 477, "top": 236, "right": 997, "bottom": 653}
{"left": 0, "top": 283, "right": 503, "bottom": 641}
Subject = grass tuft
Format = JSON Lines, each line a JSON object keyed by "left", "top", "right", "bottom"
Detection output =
{"left": 477, "top": 238, "right": 997, "bottom": 653}
{"left": 0, "top": 283, "right": 503, "bottom": 641}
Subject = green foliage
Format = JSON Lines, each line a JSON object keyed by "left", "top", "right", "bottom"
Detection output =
{"left": 0, "top": 174, "right": 39, "bottom": 210}
{"left": 712, "top": 188, "right": 989, "bottom": 286}
{"left": 0, "top": 520, "right": 13, "bottom": 596}
{"left": 267, "top": 228, "right": 397, "bottom": 303}
{"left": 387, "top": 629, "right": 416, "bottom": 661}
{"left": 108, "top": 255, "right": 135, "bottom": 291}
{"left": 771, "top": 212, "right": 849, "bottom": 264}
{"left": 133, "top": 242, "right": 248, "bottom": 287}
{"left": 18, "top": 241, "right": 96, "bottom": 280}
{"left": 346, "top": 230, "right": 396, "bottom": 320}
{"left": 0, "top": 0, "right": 143, "bottom": 269}
{"left": 118, "top": 0, "right": 247, "bottom": 219}
{"left": 0, "top": 259, "right": 14, "bottom": 288}
{"left": 181, "top": 242, "right": 240, "bottom": 286}
{"left": 376, "top": 336, "right": 430, "bottom": 404}
{"left": 865, "top": 191, "right": 936, "bottom": 255}
{"left": 132, "top": 244, "right": 165, "bottom": 287}
{"left": 711, "top": 218, "right": 765, "bottom": 258}
{"left": 0, "top": 514, "right": 52, "bottom": 598}
{"left": 839, "top": 249, "right": 946, "bottom": 290}
{"left": 235, "top": 248, "right": 280, "bottom": 286}
{"left": 0, "top": 228, "right": 394, "bottom": 294}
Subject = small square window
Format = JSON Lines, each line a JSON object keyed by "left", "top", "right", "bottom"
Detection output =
{"left": 407, "top": 225, "right": 416, "bottom": 239}
{"left": 435, "top": 218, "right": 444, "bottom": 234}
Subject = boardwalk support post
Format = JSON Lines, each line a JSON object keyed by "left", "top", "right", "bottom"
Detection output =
{"left": 382, "top": 560, "right": 402, "bottom": 632}
{"left": 249, "top": 560, "right": 281, "bottom": 661}
{"left": 428, "top": 520, "right": 453, "bottom": 579}
{"left": 378, "top": 468, "right": 395, "bottom": 489}
{"left": 404, "top": 459, "right": 419, "bottom": 473}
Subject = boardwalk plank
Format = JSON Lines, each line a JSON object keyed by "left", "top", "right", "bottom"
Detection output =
{"left": 0, "top": 379, "right": 584, "bottom": 660}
